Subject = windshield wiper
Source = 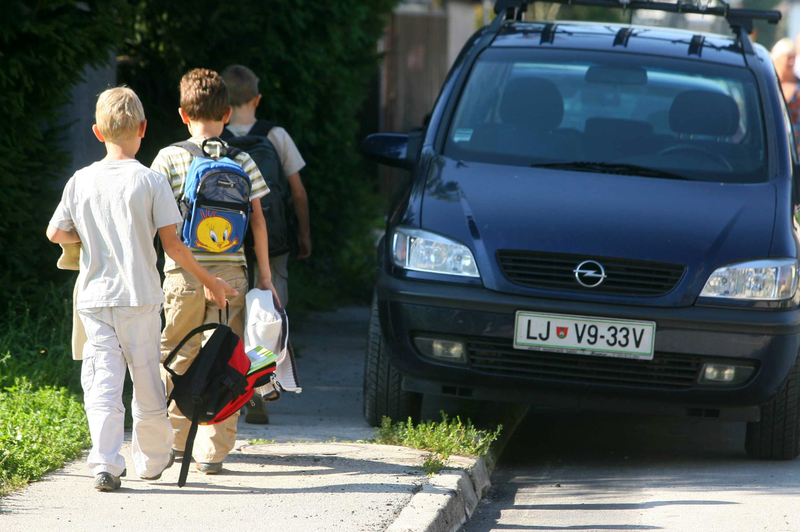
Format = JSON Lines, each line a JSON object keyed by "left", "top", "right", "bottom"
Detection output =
{"left": 531, "top": 161, "right": 694, "bottom": 181}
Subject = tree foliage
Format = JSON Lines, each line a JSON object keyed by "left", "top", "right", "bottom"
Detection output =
{"left": 0, "top": 1, "right": 128, "bottom": 291}
{"left": 120, "top": 0, "right": 399, "bottom": 304}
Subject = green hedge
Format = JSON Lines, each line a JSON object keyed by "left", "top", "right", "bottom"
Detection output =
{"left": 120, "top": 0, "right": 398, "bottom": 306}
{"left": 0, "top": 1, "right": 128, "bottom": 292}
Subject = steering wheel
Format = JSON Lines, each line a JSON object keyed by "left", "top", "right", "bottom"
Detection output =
{"left": 657, "top": 145, "right": 733, "bottom": 171}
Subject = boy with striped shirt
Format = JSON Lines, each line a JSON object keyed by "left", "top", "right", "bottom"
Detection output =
{"left": 151, "top": 68, "right": 279, "bottom": 474}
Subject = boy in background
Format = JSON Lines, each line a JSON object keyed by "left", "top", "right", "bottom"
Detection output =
{"left": 47, "top": 87, "right": 236, "bottom": 491}
{"left": 151, "top": 68, "right": 278, "bottom": 474}
{"left": 222, "top": 64, "right": 311, "bottom": 305}
{"left": 222, "top": 65, "right": 310, "bottom": 425}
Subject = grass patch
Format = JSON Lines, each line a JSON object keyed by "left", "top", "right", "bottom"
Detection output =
{"left": 0, "top": 282, "right": 91, "bottom": 495}
{"left": 0, "top": 379, "right": 90, "bottom": 494}
{"left": 374, "top": 412, "right": 502, "bottom": 475}
{"left": 249, "top": 438, "right": 278, "bottom": 445}
{"left": 0, "top": 282, "right": 80, "bottom": 392}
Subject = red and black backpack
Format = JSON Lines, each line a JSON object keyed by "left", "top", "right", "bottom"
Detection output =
{"left": 163, "top": 308, "right": 276, "bottom": 487}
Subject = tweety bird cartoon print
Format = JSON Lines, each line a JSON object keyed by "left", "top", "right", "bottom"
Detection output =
{"left": 195, "top": 210, "right": 239, "bottom": 252}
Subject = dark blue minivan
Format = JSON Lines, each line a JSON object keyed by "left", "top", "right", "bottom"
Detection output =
{"left": 362, "top": 0, "right": 800, "bottom": 459}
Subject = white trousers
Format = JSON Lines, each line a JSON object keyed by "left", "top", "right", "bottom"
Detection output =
{"left": 79, "top": 305, "right": 173, "bottom": 478}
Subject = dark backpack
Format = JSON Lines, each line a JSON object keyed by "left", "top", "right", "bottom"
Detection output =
{"left": 171, "top": 138, "right": 251, "bottom": 255}
{"left": 221, "top": 121, "right": 296, "bottom": 285}
{"left": 163, "top": 309, "right": 277, "bottom": 487}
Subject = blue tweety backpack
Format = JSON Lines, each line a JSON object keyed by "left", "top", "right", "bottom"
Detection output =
{"left": 172, "top": 138, "right": 252, "bottom": 254}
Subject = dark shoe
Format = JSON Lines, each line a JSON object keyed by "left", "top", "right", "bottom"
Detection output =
{"left": 195, "top": 461, "right": 223, "bottom": 474}
{"left": 245, "top": 394, "right": 270, "bottom": 424}
{"left": 94, "top": 472, "right": 121, "bottom": 492}
{"left": 173, "top": 449, "right": 184, "bottom": 462}
{"left": 140, "top": 451, "right": 175, "bottom": 481}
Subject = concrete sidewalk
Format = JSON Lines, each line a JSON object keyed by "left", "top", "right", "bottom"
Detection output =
{"left": 0, "top": 307, "right": 491, "bottom": 532}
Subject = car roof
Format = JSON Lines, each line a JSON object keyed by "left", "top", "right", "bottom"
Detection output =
{"left": 492, "top": 21, "right": 748, "bottom": 67}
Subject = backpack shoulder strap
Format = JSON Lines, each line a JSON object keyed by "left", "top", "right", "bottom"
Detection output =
{"left": 248, "top": 119, "right": 277, "bottom": 138}
{"left": 171, "top": 140, "right": 206, "bottom": 158}
{"left": 162, "top": 323, "right": 218, "bottom": 378}
{"left": 178, "top": 408, "right": 201, "bottom": 487}
{"left": 172, "top": 138, "right": 241, "bottom": 160}
{"left": 226, "top": 146, "right": 243, "bottom": 159}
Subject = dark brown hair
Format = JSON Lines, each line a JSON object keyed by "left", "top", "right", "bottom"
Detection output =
{"left": 221, "top": 65, "right": 259, "bottom": 108}
{"left": 179, "top": 68, "right": 230, "bottom": 121}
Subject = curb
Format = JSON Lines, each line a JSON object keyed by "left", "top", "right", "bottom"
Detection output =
{"left": 387, "top": 403, "right": 529, "bottom": 532}
{"left": 386, "top": 456, "right": 491, "bottom": 532}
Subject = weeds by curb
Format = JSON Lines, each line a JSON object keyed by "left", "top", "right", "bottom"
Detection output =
{"left": 373, "top": 412, "right": 502, "bottom": 475}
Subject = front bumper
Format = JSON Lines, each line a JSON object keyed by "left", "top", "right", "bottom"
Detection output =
{"left": 376, "top": 271, "right": 800, "bottom": 421}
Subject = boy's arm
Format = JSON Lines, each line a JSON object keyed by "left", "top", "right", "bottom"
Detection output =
{"left": 287, "top": 172, "right": 311, "bottom": 259}
{"left": 250, "top": 199, "right": 282, "bottom": 307}
{"left": 46, "top": 224, "right": 81, "bottom": 244}
{"left": 158, "top": 225, "right": 238, "bottom": 308}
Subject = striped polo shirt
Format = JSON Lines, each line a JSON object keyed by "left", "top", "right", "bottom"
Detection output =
{"left": 150, "top": 137, "right": 269, "bottom": 272}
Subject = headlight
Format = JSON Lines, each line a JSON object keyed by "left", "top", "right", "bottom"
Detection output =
{"left": 700, "top": 259, "right": 798, "bottom": 300}
{"left": 392, "top": 226, "right": 479, "bottom": 278}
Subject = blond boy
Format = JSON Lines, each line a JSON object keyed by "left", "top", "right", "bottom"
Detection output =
{"left": 151, "top": 69, "right": 277, "bottom": 474}
{"left": 47, "top": 87, "right": 236, "bottom": 491}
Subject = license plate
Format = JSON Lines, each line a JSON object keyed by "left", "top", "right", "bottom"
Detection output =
{"left": 513, "top": 311, "right": 656, "bottom": 360}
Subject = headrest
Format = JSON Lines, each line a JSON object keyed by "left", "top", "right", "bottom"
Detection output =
{"left": 669, "top": 91, "right": 740, "bottom": 137}
{"left": 499, "top": 77, "right": 564, "bottom": 132}
{"left": 585, "top": 118, "right": 653, "bottom": 139}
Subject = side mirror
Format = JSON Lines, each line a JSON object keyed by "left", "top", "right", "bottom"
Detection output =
{"left": 361, "top": 133, "right": 412, "bottom": 171}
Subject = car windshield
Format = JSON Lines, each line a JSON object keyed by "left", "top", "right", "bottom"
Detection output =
{"left": 444, "top": 48, "right": 768, "bottom": 183}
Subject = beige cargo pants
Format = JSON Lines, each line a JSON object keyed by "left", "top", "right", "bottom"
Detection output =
{"left": 160, "top": 264, "right": 249, "bottom": 464}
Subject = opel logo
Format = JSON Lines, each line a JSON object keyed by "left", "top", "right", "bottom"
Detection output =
{"left": 574, "top": 260, "right": 607, "bottom": 288}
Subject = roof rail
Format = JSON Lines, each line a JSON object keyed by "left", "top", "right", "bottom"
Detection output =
{"left": 493, "top": 0, "right": 781, "bottom": 32}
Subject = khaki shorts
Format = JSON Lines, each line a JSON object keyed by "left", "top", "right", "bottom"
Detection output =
{"left": 160, "top": 264, "right": 249, "bottom": 463}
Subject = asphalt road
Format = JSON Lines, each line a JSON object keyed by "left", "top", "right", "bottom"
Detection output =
{"left": 463, "top": 409, "right": 800, "bottom": 532}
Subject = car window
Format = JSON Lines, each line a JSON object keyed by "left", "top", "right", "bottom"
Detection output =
{"left": 444, "top": 48, "right": 768, "bottom": 183}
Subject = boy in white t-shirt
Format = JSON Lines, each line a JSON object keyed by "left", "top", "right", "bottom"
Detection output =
{"left": 47, "top": 87, "right": 237, "bottom": 491}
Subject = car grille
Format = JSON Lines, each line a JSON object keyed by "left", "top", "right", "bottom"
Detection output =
{"left": 497, "top": 250, "right": 685, "bottom": 297}
{"left": 468, "top": 337, "right": 701, "bottom": 389}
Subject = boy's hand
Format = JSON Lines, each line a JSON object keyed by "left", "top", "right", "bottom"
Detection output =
{"left": 204, "top": 277, "right": 238, "bottom": 309}
{"left": 256, "top": 278, "right": 282, "bottom": 308}
{"left": 297, "top": 234, "right": 312, "bottom": 259}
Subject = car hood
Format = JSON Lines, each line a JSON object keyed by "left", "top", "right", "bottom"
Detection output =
{"left": 420, "top": 157, "right": 777, "bottom": 306}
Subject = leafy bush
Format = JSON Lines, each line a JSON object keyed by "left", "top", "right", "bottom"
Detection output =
{"left": 119, "top": 0, "right": 398, "bottom": 306}
{"left": 0, "top": 1, "right": 128, "bottom": 291}
{"left": 0, "top": 379, "right": 90, "bottom": 494}
{"left": 374, "top": 412, "right": 502, "bottom": 474}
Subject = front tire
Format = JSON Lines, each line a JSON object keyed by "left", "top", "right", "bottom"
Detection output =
{"left": 745, "top": 356, "right": 800, "bottom": 460}
{"left": 363, "top": 294, "right": 422, "bottom": 427}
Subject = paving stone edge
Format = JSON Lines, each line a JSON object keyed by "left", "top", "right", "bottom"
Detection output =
{"left": 385, "top": 403, "right": 530, "bottom": 532}
{"left": 385, "top": 455, "right": 490, "bottom": 532}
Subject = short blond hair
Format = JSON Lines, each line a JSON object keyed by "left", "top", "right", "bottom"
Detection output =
{"left": 221, "top": 65, "right": 259, "bottom": 108}
{"left": 772, "top": 37, "right": 796, "bottom": 60}
{"left": 95, "top": 87, "right": 145, "bottom": 142}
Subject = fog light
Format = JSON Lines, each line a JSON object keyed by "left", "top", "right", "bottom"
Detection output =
{"left": 414, "top": 337, "right": 466, "bottom": 364}
{"left": 700, "top": 364, "right": 755, "bottom": 385}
